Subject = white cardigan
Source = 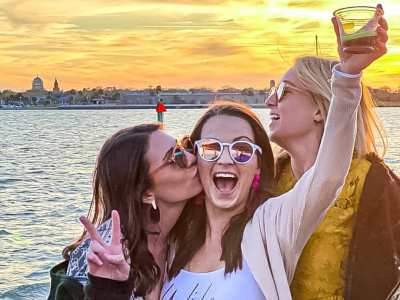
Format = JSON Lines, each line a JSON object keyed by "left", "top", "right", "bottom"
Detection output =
{"left": 242, "top": 70, "right": 362, "bottom": 300}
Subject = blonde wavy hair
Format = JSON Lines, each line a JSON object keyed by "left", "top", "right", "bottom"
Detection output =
{"left": 292, "top": 56, "right": 387, "bottom": 158}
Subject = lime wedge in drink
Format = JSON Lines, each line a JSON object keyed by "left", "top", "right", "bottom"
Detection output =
{"left": 343, "top": 28, "right": 376, "bottom": 42}
{"left": 342, "top": 22, "right": 355, "bottom": 31}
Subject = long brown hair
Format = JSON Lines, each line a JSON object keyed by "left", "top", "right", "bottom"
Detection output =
{"left": 169, "top": 101, "right": 275, "bottom": 278}
{"left": 63, "top": 123, "right": 161, "bottom": 296}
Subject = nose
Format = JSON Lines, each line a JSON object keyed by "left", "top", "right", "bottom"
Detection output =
{"left": 184, "top": 150, "right": 197, "bottom": 167}
{"left": 265, "top": 92, "right": 277, "bottom": 108}
{"left": 217, "top": 145, "right": 234, "bottom": 165}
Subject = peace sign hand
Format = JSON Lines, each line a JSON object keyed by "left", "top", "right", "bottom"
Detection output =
{"left": 80, "top": 210, "right": 131, "bottom": 282}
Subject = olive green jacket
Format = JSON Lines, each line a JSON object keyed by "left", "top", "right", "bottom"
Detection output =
{"left": 48, "top": 260, "right": 133, "bottom": 300}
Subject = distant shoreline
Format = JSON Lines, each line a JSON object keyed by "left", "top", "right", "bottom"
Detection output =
{"left": 1, "top": 102, "right": 400, "bottom": 110}
{"left": 0, "top": 103, "right": 267, "bottom": 110}
{"left": 375, "top": 101, "right": 400, "bottom": 107}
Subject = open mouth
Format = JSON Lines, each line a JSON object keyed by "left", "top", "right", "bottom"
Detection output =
{"left": 213, "top": 172, "right": 238, "bottom": 193}
{"left": 270, "top": 113, "right": 280, "bottom": 120}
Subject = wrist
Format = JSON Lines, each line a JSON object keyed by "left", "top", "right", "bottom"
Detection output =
{"left": 337, "top": 63, "right": 361, "bottom": 75}
{"left": 333, "top": 63, "right": 362, "bottom": 79}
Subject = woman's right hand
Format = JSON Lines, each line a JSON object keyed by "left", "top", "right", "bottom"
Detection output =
{"left": 80, "top": 210, "right": 131, "bottom": 282}
{"left": 332, "top": 4, "right": 388, "bottom": 74}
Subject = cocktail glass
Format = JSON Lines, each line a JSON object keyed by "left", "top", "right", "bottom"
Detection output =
{"left": 334, "top": 6, "right": 380, "bottom": 54}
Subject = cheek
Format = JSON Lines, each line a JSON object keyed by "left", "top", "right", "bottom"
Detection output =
{"left": 239, "top": 161, "right": 258, "bottom": 185}
{"left": 153, "top": 171, "right": 180, "bottom": 190}
{"left": 280, "top": 105, "right": 314, "bottom": 132}
{"left": 197, "top": 160, "right": 212, "bottom": 184}
{"left": 153, "top": 171, "right": 188, "bottom": 201}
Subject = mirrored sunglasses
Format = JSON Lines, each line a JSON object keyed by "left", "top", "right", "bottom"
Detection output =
{"left": 194, "top": 138, "right": 262, "bottom": 164}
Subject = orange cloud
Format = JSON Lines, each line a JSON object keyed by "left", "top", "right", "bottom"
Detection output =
{"left": 0, "top": 0, "right": 399, "bottom": 91}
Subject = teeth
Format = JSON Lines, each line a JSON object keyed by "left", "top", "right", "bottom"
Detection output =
{"left": 270, "top": 113, "right": 280, "bottom": 120}
{"left": 214, "top": 172, "right": 237, "bottom": 178}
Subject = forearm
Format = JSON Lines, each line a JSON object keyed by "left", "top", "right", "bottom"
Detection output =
{"left": 267, "top": 68, "right": 362, "bottom": 254}
{"left": 292, "top": 67, "right": 362, "bottom": 248}
{"left": 85, "top": 273, "right": 133, "bottom": 300}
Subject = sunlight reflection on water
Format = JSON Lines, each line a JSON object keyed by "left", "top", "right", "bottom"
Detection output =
{"left": 0, "top": 108, "right": 398, "bottom": 299}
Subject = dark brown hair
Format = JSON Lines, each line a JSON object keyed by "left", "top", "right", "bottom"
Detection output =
{"left": 63, "top": 123, "right": 161, "bottom": 296}
{"left": 169, "top": 101, "right": 275, "bottom": 278}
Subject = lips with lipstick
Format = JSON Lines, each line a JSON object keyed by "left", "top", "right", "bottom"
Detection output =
{"left": 213, "top": 172, "right": 238, "bottom": 192}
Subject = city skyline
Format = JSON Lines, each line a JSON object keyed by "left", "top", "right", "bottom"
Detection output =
{"left": 1, "top": 0, "right": 399, "bottom": 91}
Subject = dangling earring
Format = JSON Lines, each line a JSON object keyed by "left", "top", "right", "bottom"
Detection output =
{"left": 151, "top": 199, "right": 157, "bottom": 210}
{"left": 150, "top": 198, "right": 160, "bottom": 224}
{"left": 251, "top": 170, "right": 261, "bottom": 191}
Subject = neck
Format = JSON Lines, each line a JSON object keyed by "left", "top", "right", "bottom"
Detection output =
{"left": 204, "top": 200, "right": 243, "bottom": 242}
{"left": 279, "top": 130, "right": 322, "bottom": 179}
{"left": 146, "top": 200, "right": 187, "bottom": 297}
{"left": 157, "top": 200, "right": 187, "bottom": 242}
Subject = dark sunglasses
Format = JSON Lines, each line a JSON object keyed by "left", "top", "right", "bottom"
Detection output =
{"left": 150, "top": 143, "right": 187, "bottom": 175}
{"left": 194, "top": 138, "right": 262, "bottom": 164}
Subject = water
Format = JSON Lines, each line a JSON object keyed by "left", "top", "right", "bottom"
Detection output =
{"left": 0, "top": 108, "right": 399, "bottom": 299}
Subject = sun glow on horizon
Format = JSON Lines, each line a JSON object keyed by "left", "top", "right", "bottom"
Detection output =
{"left": 0, "top": 0, "right": 399, "bottom": 92}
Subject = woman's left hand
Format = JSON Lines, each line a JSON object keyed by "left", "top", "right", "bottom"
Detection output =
{"left": 332, "top": 4, "right": 388, "bottom": 74}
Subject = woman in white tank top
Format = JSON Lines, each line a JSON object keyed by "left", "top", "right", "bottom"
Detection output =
{"left": 163, "top": 11, "right": 388, "bottom": 299}
{"left": 74, "top": 12, "right": 388, "bottom": 300}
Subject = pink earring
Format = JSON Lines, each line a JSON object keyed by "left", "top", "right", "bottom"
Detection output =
{"left": 251, "top": 171, "right": 261, "bottom": 190}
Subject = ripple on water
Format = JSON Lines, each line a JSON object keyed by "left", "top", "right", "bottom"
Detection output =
{"left": 0, "top": 108, "right": 399, "bottom": 297}
{"left": 0, "top": 178, "right": 23, "bottom": 184}
{"left": 0, "top": 229, "right": 11, "bottom": 236}
{"left": 385, "top": 157, "right": 400, "bottom": 164}
{"left": 25, "top": 268, "right": 51, "bottom": 279}
{"left": 0, "top": 283, "right": 49, "bottom": 300}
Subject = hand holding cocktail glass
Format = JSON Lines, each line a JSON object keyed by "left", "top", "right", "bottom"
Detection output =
{"left": 332, "top": 4, "right": 388, "bottom": 75}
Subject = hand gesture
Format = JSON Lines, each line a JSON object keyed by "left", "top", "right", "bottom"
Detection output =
{"left": 332, "top": 4, "right": 388, "bottom": 74}
{"left": 80, "top": 210, "right": 130, "bottom": 282}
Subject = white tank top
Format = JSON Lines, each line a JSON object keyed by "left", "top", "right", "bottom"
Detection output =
{"left": 161, "top": 260, "right": 266, "bottom": 300}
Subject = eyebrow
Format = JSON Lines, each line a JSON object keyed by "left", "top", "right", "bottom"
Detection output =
{"left": 233, "top": 136, "right": 254, "bottom": 142}
{"left": 203, "top": 136, "right": 254, "bottom": 143}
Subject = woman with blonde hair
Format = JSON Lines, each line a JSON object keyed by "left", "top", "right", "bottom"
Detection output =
{"left": 73, "top": 11, "right": 390, "bottom": 300}
{"left": 266, "top": 33, "right": 400, "bottom": 300}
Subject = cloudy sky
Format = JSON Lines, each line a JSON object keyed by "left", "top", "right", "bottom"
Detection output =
{"left": 1, "top": 0, "right": 399, "bottom": 91}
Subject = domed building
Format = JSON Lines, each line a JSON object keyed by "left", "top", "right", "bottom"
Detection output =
{"left": 24, "top": 75, "right": 48, "bottom": 105}
{"left": 32, "top": 76, "right": 45, "bottom": 91}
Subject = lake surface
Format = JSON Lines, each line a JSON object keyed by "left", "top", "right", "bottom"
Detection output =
{"left": 0, "top": 108, "right": 399, "bottom": 299}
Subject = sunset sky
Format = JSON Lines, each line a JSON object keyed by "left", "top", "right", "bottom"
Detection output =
{"left": 1, "top": 0, "right": 399, "bottom": 91}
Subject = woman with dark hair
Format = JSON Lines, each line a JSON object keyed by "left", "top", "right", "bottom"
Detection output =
{"left": 48, "top": 123, "right": 202, "bottom": 299}
{"left": 69, "top": 12, "right": 388, "bottom": 300}
{"left": 159, "top": 12, "right": 388, "bottom": 299}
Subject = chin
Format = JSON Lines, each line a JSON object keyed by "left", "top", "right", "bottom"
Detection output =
{"left": 209, "top": 195, "right": 243, "bottom": 211}
{"left": 270, "top": 132, "right": 286, "bottom": 147}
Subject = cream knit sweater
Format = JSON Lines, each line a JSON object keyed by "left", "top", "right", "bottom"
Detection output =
{"left": 242, "top": 69, "right": 362, "bottom": 300}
